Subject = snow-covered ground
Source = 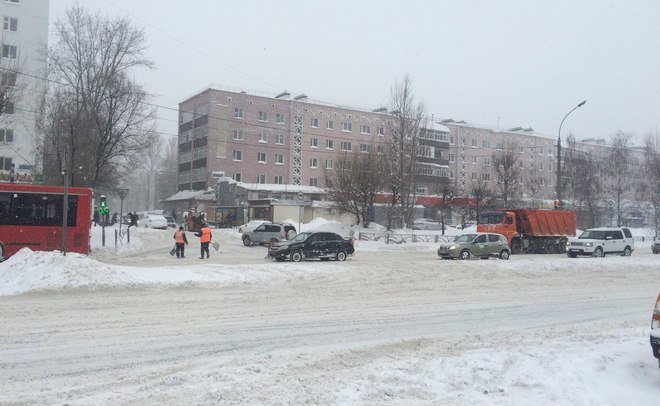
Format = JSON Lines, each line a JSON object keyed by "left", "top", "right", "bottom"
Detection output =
{"left": 1, "top": 220, "right": 659, "bottom": 404}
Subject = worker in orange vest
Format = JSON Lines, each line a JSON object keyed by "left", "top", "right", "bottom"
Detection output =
{"left": 195, "top": 221, "right": 212, "bottom": 259}
{"left": 173, "top": 226, "right": 188, "bottom": 258}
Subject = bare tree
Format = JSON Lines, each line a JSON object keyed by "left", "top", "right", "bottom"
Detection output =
{"left": 640, "top": 132, "right": 660, "bottom": 232}
{"left": 435, "top": 177, "right": 457, "bottom": 235}
{"left": 0, "top": 65, "right": 21, "bottom": 116}
{"left": 324, "top": 146, "right": 384, "bottom": 227}
{"left": 606, "top": 131, "right": 634, "bottom": 226}
{"left": 492, "top": 140, "right": 521, "bottom": 208}
{"left": 383, "top": 76, "right": 427, "bottom": 229}
{"left": 40, "top": 6, "right": 157, "bottom": 189}
{"left": 469, "top": 175, "right": 495, "bottom": 224}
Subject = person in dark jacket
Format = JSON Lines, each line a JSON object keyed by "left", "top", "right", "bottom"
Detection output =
{"left": 128, "top": 212, "right": 138, "bottom": 228}
{"left": 93, "top": 211, "right": 100, "bottom": 227}
{"left": 195, "top": 221, "right": 212, "bottom": 259}
{"left": 173, "top": 226, "right": 188, "bottom": 258}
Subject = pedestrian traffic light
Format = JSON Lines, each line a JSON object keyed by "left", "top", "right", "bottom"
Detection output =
{"left": 99, "top": 195, "right": 109, "bottom": 215}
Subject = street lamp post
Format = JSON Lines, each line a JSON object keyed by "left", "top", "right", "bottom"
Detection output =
{"left": 556, "top": 100, "right": 586, "bottom": 209}
{"left": 117, "top": 188, "right": 129, "bottom": 233}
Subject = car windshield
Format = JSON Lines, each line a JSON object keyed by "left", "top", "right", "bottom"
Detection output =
{"left": 454, "top": 234, "right": 477, "bottom": 242}
{"left": 579, "top": 230, "right": 606, "bottom": 239}
{"left": 291, "top": 232, "right": 310, "bottom": 242}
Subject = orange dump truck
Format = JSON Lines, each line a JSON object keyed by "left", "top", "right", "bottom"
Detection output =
{"left": 477, "top": 209, "right": 576, "bottom": 254}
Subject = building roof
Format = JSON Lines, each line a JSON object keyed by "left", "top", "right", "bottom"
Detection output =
{"left": 164, "top": 188, "right": 217, "bottom": 202}
{"left": 236, "top": 182, "right": 326, "bottom": 194}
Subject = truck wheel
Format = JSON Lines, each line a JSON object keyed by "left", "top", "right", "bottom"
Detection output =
{"left": 558, "top": 238, "right": 569, "bottom": 253}
{"left": 242, "top": 235, "right": 251, "bottom": 246}
{"left": 500, "top": 250, "right": 510, "bottom": 260}
{"left": 593, "top": 247, "right": 604, "bottom": 258}
{"left": 511, "top": 240, "right": 522, "bottom": 255}
{"left": 622, "top": 246, "right": 632, "bottom": 256}
{"left": 336, "top": 250, "right": 347, "bottom": 261}
{"left": 459, "top": 249, "right": 472, "bottom": 260}
{"left": 567, "top": 252, "right": 578, "bottom": 258}
{"left": 291, "top": 250, "right": 303, "bottom": 262}
{"left": 543, "top": 238, "right": 556, "bottom": 254}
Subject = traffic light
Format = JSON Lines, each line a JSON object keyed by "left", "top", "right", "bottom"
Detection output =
{"left": 99, "top": 195, "right": 109, "bottom": 215}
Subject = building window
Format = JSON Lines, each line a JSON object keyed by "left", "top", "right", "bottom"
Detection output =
{"left": 257, "top": 174, "right": 266, "bottom": 183}
{"left": 2, "top": 45, "right": 17, "bottom": 60}
{"left": 311, "top": 117, "right": 319, "bottom": 128}
{"left": 483, "top": 157, "right": 491, "bottom": 166}
{"left": 1, "top": 156, "right": 12, "bottom": 171}
{"left": 471, "top": 172, "right": 477, "bottom": 180}
{"left": 325, "top": 159, "right": 333, "bottom": 169}
{"left": 449, "top": 153, "right": 455, "bottom": 163}
{"left": 310, "top": 137, "right": 319, "bottom": 148}
{"left": 258, "top": 132, "right": 268, "bottom": 143}
{"left": 339, "top": 160, "right": 351, "bottom": 170}
{"left": 234, "top": 107, "right": 243, "bottom": 119}
{"left": 450, "top": 136, "right": 454, "bottom": 145}
{"left": 274, "top": 175, "right": 283, "bottom": 184}
{"left": 449, "top": 170, "right": 454, "bottom": 179}
{"left": 497, "top": 142, "right": 504, "bottom": 150}
{"left": 275, "top": 154, "right": 284, "bottom": 165}
{"left": 325, "top": 139, "right": 334, "bottom": 149}
{"left": 518, "top": 161, "right": 523, "bottom": 168}
{"left": 548, "top": 163, "right": 553, "bottom": 172}
{"left": 472, "top": 156, "right": 477, "bottom": 164}
{"left": 233, "top": 129, "right": 243, "bottom": 140}
{"left": 326, "top": 179, "right": 333, "bottom": 188}
{"left": 361, "top": 125, "right": 370, "bottom": 134}
{"left": 258, "top": 111, "right": 267, "bottom": 121}
{"left": 360, "top": 143, "right": 369, "bottom": 153}
{"left": 377, "top": 126, "right": 384, "bottom": 136}
{"left": 4, "top": 102, "right": 13, "bottom": 114}
{"left": 539, "top": 163, "right": 544, "bottom": 171}
{"left": 539, "top": 178, "right": 545, "bottom": 186}
{"left": 3, "top": 17, "right": 17, "bottom": 32}
{"left": 342, "top": 122, "right": 352, "bottom": 132}
{"left": 482, "top": 140, "right": 490, "bottom": 148}
{"left": 326, "top": 120, "right": 334, "bottom": 130}
{"left": 275, "top": 134, "right": 284, "bottom": 144}
{"left": 309, "top": 178, "right": 318, "bottom": 187}
{"left": 377, "top": 145, "right": 384, "bottom": 154}
{"left": 232, "top": 150, "right": 242, "bottom": 161}
{"left": 482, "top": 173, "right": 491, "bottom": 182}
{"left": 0, "top": 129, "right": 13, "bottom": 143}
{"left": 276, "top": 113, "right": 285, "bottom": 124}
{"left": 471, "top": 138, "right": 477, "bottom": 148}
{"left": 310, "top": 158, "right": 318, "bottom": 168}
{"left": 257, "top": 152, "right": 267, "bottom": 163}
{"left": 233, "top": 173, "right": 241, "bottom": 182}
{"left": 340, "top": 141, "right": 351, "bottom": 151}
{"left": 1, "top": 72, "right": 16, "bottom": 86}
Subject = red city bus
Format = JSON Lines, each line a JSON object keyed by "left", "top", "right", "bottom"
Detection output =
{"left": 0, "top": 183, "right": 92, "bottom": 260}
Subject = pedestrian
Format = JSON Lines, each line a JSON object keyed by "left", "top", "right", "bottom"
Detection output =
{"left": 173, "top": 226, "right": 188, "bottom": 258}
{"left": 128, "top": 212, "right": 138, "bottom": 229}
{"left": 195, "top": 221, "right": 212, "bottom": 259}
{"left": 93, "top": 211, "right": 99, "bottom": 227}
{"left": 111, "top": 212, "right": 118, "bottom": 225}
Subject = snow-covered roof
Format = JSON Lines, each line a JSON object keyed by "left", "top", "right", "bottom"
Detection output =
{"left": 164, "top": 188, "right": 216, "bottom": 202}
{"left": 428, "top": 122, "right": 450, "bottom": 133}
{"left": 236, "top": 182, "right": 326, "bottom": 194}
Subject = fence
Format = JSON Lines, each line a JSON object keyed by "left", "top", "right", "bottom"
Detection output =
{"left": 359, "top": 232, "right": 455, "bottom": 244}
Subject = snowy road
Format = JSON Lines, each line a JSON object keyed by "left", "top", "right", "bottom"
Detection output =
{"left": 1, "top": 228, "right": 659, "bottom": 404}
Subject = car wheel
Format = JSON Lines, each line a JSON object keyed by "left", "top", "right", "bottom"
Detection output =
{"left": 336, "top": 250, "right": 347, "bottom": 261}
{"left": 459, "top": 249, "right": 472, "bottom": 260}
{"left": 242, "top": 236, "right": 251, "bottom": 246}
{"left": 567, "top": 252, "right": 578, "bottom": 258}
{"left": 291, "top": 250, "right": 303, "bottom": 262}
{"left": 500, "top": 250, "right": 510, "bottom": 260}
{"left": 593, "top": 247, "right": 604, "bottom": 258}
{"left": 622, "top": 246, "right": 632, "bottom": 256}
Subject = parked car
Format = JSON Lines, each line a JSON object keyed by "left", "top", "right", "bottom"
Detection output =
{"left": 437, "top": 232, "right": 510, "bottom": 260}
{"left": 412, "top": 218, "right": 444, "bottom": 230}
{"left": 269, "top": 231, "right": 355, "bottom": 262}
{"left": 163, "top": 215, "right": 176, "bottom": 228}
{"left": 139, "top": 214, "right": 168, "bottom": 230}
{"left": 242, "top": 222, "right": 296, "bottom": 246}
{"left": 566, "top": 227, "right": 634, "bottom": 257}
{"left": 652, "top": 235, "right": 660, "bottom": 254}
{"left": 238, "top": 220, "right": 270, "bottom": 234}
{"left": 651, "top": 292, "right": 660, "bottom": 368}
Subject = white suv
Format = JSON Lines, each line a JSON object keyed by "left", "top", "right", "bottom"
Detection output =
{"left": 567, "top": 227, "right": 634, "bottom": 258}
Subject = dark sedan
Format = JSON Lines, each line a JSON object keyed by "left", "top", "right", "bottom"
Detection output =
{"left": 268, "top": 231, "right": 355, "bottom": 262}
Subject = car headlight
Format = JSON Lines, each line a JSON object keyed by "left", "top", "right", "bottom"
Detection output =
{"left": 448, "top": 245, "right": 458, "bottom": 250}
{"left": 585, "top": 242, "right": 593, "bottom": 247}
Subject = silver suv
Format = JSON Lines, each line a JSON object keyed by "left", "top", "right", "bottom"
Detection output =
{"left": 242, "top": 222, "right": 296, "bottom": 246}
{"left": 437, "top": 232, "right": 510, "bottom": 260}
{"left": 567, "top": 227, "right": 634, "bottom": 257}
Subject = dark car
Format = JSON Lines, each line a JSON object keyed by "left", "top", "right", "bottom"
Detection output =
{"left": 268, "top": 231, "right": 355, "bottom": 262}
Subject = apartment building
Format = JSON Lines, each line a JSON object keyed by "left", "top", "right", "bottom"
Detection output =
{"left": 177, "top": 88, "right": 450, "bottom": 193}
{"left": 0, "top": 0, "right": 49, "bottom": 183}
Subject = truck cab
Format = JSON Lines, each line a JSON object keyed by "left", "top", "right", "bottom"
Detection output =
{"left": 478, "top": 211, "right": 519, "bottom": 250}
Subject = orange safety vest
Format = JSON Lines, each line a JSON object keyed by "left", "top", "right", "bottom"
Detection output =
{"left": 200, "top": 227, "right": 211, "bottom": 243}
{"left": 174, "top": 230, "right": 185, "bottom": 244}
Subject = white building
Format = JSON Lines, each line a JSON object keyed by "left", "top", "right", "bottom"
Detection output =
{"left": 0, "top": 0, "right": 49, "bottom": 183}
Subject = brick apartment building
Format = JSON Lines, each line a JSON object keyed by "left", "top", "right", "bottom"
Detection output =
{"left": 177, "top": 88, "right": 450, "bottom": 193}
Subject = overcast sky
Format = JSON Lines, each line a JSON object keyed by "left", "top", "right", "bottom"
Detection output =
{"left": 49, "top": 0, "right": 660, "bottom": 145}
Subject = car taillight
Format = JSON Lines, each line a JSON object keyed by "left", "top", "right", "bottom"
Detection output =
{"left": 653, "top": 293, "right": 660, "bottom": 329}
